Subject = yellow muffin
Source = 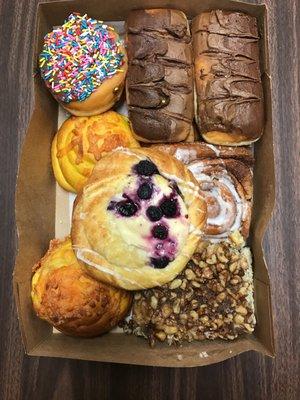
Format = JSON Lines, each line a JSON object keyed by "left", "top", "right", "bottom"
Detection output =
{"left": 51, "top": 111, "right": 140, "bottom": 192}
{"left": 31, "top": 237, "right": 132, "bottom": 337}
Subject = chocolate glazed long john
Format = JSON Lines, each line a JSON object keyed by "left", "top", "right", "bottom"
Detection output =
{"left": 192, "top": 10, "right": 264, "bottom": 146}
{"left": 126, "top": 9, "right": 194, "bottom": 143}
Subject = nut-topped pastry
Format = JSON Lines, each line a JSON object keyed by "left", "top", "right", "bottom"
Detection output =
{"left": 39, "top": 14, "right": 127, "bottom": 116}
{"left": 71, "top": 148, "right": 207, "bottom": 290}
{"left": 126, "top": 9, "right": 194, "bottom": 143}
{"left": 123, "top": 233, "right": 256, "bottom": 345}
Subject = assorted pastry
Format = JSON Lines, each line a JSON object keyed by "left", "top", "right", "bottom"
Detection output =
{"left": 126, "top": 9, "right": 194, "bottom": 143}
{"left": 51, "top": 111, "right": 139, "bottom": 192}
{"left": 39, "top": 14, "right": 127, "bottom": 116}
{"left": 153, "top": 143, "right": 253, "bottom": 241}
{"left": 123, "top": 233, "right": 255, "bottom": 345}
{"left": 192, "top": 10, "right": 264, "bottom": 145}
{"left": 71, "top": 148, "right": 207, "bottom": 290}
{"left": 32, "top": 8, "right": 265, "bottom": 346}
{"left": 31, "top": 237, "right": 132, "bottom": 337}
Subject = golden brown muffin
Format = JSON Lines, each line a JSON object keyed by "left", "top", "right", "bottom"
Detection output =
{"left": 51, "top": 112, "right": 140, "bottom": 193}
{"left": 71, "top": 148, "right": 207, "bottom": 290}
{"left": 31, "top": 237, "right": 132, "bottom": 337}
{"left": 39, "top": 14, "right": 127, "bottom": 116}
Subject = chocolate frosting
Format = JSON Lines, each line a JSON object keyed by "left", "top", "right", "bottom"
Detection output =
{"left": 129, "top": 108, "right": 191, "bottom": 142}
{"left": 126, "top": 9, "right": 193, "bottom": 143}
{"left": 193, "top": 32, "right": 260, "bottom": 60}
{"left": 192, "top": 10, "right": 264, "bottom": 142}
{"left": 192, "top": 9, "right": 259, "bottom": 38}
{"left": 126, "top": 9, "right": 190, "bottom": 41}
{"left": 129, "top": 86, "right": 170, "bottom": 108}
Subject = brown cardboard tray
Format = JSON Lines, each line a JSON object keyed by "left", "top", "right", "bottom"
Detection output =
{"left": 14, "top": 0, "right": 275, "bottom": 367}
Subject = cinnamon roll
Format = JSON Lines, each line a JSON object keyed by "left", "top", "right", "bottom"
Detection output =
{"left": 152, "top": 142, "right": 254, "bottom": 166}
{"left": 188, "top": 159, "right": 252, "bottom": 240}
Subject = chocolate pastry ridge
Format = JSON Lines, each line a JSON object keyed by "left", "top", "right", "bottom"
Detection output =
{"left": 126, "top": 9, "right": 194, "bottom": 143}
{"left": 192, "top": 10, "right": 264, "bottom": 146}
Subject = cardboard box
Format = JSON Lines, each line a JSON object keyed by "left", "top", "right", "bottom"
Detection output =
{"left": 14, "top": 0, "right": 275, "bottom": 367}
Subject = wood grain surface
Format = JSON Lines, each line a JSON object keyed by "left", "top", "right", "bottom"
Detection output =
{"left": 0, "top": 0, "right": 299, "bottom": 399}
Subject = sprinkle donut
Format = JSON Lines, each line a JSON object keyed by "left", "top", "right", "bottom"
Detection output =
{"left": 39, "top": 13, "right": 127, "bottom": 116}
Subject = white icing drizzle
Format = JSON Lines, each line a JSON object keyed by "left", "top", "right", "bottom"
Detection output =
{"left": 174, "top": 148, "right": 197, "bottom": 164}
{"left": 75, "top": 247, "right": 153, "bottom": 289}
{"left": 74, "top": 247, "right": 190, "bottom": 289}
{"left": 188, "top": 162, "right": 246, "bottom": 240}
{"left": 112, "top": 146, "right": 144, "bottom": 159}
{"left": 189, "top": 225, "right": 204, "bottom": 236}
{"left": 205, "top": 144, "right": 221, "bottom": 157}
{"left": 161, "top": 171, "right": 203, "bottom": 200}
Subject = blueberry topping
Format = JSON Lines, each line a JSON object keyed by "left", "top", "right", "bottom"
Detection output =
{"left": 152, "top": 224, "right": 168, "bottom": 240}
{"left": 135, "top": 160, "right": 158, "bottom": 176}
{"left": 160, "top": 198, "right": 178, "bottom": 218}
{"left": 151, "top": 256, "right": 170, "bottom": 269}
{"left": 107, "top": 201, "right": 117, "bottom": 211}
{"left": 146, "top": 206, "right": 163, "bottom": 222}
{"left": 117, "top": 200, "right": 138, "bottom": 217}
{"left": 137, "top": 182, "right": 153, "bottom": 200}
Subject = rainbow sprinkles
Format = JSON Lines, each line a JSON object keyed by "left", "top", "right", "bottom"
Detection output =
{"left": 39, "top": 13, "right": 125, "bottom": 103}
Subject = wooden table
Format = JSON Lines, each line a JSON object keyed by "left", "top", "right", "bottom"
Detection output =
{"left": 0, "top": 0, "right": 299, "bottom": 399}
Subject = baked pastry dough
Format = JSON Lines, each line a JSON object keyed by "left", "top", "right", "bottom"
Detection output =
{"left": 189, "top": 159, "right": 252, "bottom": 240}
{"left": 39, "top": 14, "right": 127, "bottom": 116}
{"left": 124, "top": 233, "right": 255, "bottom": 345}
{"left": 152, "top": 143, "right": 253, "bottom": 239}
{"left": 126, "top": 9, "right": 194, "bottom": 143}
{"left": 51, "top": 112, "right": 139, "bottom": 192}
{"left": 63, "top": 60, "right": 127, "bottom": 117}
{"left": 31, "top": 237, "right": 132, "bottom": 337}
{"left": 153, "top": 142, "right": 254, "bottom": 166}
{"left": 71, "top": 148, "right": 207, "bottom": 290}
{"left": 192, "top": 10, "right": 264, "bottom": 145}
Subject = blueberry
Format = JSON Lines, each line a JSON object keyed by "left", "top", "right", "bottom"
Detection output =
{"left": 151, "top": 256, "right": 170, "bottom": 269}
{"left": 152, "top": 224, "right": 168, "bottom": 240}
{"left": 135, "top": 160, "right": 158, "bottom": 176}
{"left": 146, "top": 206, "right": 163, "bottom": 222}
{"left": 137, "top": 182, "right": 153, "bottom": 200}
{"left": 160, "top": 198, "right": 178, "bottom": 218}
{"left": 117, "top": 200, "right": 138, "bottom": 217}
{"left": 107, "top": 201, "right": 117, "bottom": 211}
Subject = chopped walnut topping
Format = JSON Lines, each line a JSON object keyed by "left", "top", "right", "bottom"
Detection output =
{"left": 123, "top": 234, "right": 256, "bottom": 346}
